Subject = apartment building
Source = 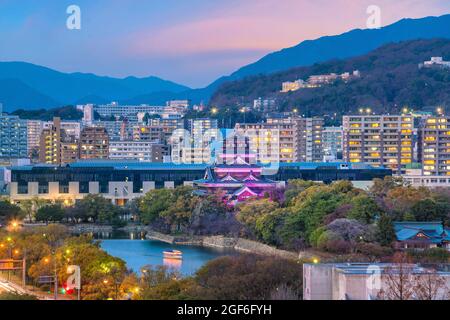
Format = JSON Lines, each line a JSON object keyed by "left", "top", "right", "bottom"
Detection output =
{"left": 343, "top": 115, "right": 414, "bottom": 173}
{"left": 39, "top": 118, "right": 62, "bottom": 164}
{"left": 92, "top": 120, "right": 133, "bottom": 141}
{"left": 79, "top": 127, "right": 109, "bottom": 160}
{"left": 253, "top": 97, "right": 277, "bottom": 112}
{"left": 39, "top": 117, "right": 79, "bottom": 165}
{"left": 323, "top": 126, "right": 343, "bottom": 161}
{"left": 27, "top": 120, "right": 50, "bottom": 155}
{"left": 171, "top": 120, "right": 220, "bottom": 165}
{"left": 293, "top": 117, "right": 324, "bottom": 162}
{"left": 61, "top": 121, "right": 81, "bottom": 139}
{"left": 419, "top": 116, "right": 450, "bottom": 176}
{"left": 132, "top": 125, "right": 166, "bottom": 142}
{"left": 235, "top": 117, "right": 324, "bottom": 163}
{"left": 235, "top": 123, "right": 286, "bottom": 163}
{"left": 94, "top": 102, "right": 166, "bottom": 120}
{"left": 0, "top": 115, "right": 28, "bottom": 159}
{"left": 109, "top": 141, "right": 165, "bottom": 162}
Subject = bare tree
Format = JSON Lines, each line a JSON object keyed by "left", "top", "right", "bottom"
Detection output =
{"left": 378, "top": 253, "right": 416, "bottom": 300}
{"left": 414, "top": 269, "right": 448, "bottom": 300}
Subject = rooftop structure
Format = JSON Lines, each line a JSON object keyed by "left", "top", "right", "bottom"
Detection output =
{"left": 9, "top": 160, "right": 391, "bottom": 204}
{"left": 304, "top": 262, "right": 450, "bottom": 300}
{"left": 281, "top": 70, "right": 360, "bottom": 93}
{"left": 420, "top": 57, "right": 450, "bottom": 69}
{"left": 194, "top": 155, "right": 278, "bottom": 206}
{"left": 394, "top": 221, "right": 450, "bottom": 251}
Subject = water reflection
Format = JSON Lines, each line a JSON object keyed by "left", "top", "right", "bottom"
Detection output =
{"left": 100, "top": 238, "right": 237, "bottom": 276}
{"left": 77, "top": 230, "right": 148, "bottom": 240}
{"left": 163, "top": 258, "right": 182, "bottom": 270}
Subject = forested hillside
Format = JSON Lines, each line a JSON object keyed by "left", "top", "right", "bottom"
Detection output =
{"left": 210, "top": 39, "right": 450, "bottom": 117}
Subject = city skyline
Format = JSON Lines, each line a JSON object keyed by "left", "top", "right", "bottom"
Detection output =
{"left": 1, "top": 0, "right": 450, "bottom": 87}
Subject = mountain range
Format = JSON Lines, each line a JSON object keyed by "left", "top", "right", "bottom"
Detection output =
{"left": 1, "top": 14, "right": 450, "bottom": 111}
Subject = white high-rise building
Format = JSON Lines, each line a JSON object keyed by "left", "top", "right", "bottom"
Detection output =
{"left": 323, "top": 126, "right": 343, "bottom": 161}
{"left": 109, "top": 141, "right": 165, "bottom": 162}
{"left": 81, "top": 104, "right": 94, "bottom": 125}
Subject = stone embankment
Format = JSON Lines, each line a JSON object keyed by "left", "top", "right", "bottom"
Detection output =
{"left": 146, "top": 231, "right": 305, "bottom": 260}
{"left": 68, "top": 224, "right": 113, "bottom": 234}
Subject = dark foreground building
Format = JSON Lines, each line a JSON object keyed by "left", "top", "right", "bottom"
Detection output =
{"left": 10, "top": 160, "right": 391, "bottom": 205}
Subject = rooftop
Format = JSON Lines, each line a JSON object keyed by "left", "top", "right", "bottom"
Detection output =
{"left": 11, "top": 160, "right": 389, "bottom": 172}
{"left": 305, "top": 262, "right": 450, "bottom": 275}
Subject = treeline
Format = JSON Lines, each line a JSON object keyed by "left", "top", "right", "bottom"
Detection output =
{"left": 0, "top": 223, "right": 303, "bottom": 300}
{"left": 236, "top": 177, "right": 450, "bottom": 260}
{"left": 0, "top": 195, "right": 126, "bottom": 227}
{"left": 10, "top": 105, "right": 82, "bottom": 121}
{"left": 0, "top": 224, "right": 137, "bottom": 300}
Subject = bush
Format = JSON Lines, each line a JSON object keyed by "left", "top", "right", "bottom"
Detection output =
{"left": 0, "top": 292, "right": 38, "bottom": 300}
{"left": 355, "top": 242, "right": 393, "bottom": 260}
{"left": 407, "top": 247, "right": 450, "bottom": 263}
{"left": 194, "top": 255, "right": 303, "bottom": 300}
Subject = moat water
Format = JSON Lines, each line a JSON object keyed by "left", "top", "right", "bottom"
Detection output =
{"left": 97, "top": 231, "right": 237, "bottom": 276}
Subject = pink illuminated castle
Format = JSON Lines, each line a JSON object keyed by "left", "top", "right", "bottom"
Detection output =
{"left": 194, "top": 154, "right": 278, "bottom": 205}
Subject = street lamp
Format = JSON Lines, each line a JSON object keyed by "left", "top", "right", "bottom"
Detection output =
{"left": 211, "top": 107, "right": 218, "bottom": 115}
{"left": 240, "top": 108, "right": 247, "bottom": 123}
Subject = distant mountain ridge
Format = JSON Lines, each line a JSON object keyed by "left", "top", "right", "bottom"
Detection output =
{"left": 229, "top": 14, "right": 450, "bottom": 79}
{"left": 0, "top": 62, "right": 190, "bottom": 111}
{"left": 1, "top": 14, "right": 450, "bottom": 111}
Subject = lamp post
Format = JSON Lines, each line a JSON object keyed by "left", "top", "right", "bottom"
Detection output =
{"left": 240, "top": 108, "right": 246, "bottom": 124}
{"left": 43, "top": 233, "right": 58, "bottom": 300}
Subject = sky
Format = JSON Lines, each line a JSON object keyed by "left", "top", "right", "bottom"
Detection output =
{"left": 0, "top": 0, "right": 449, "bottom": 88}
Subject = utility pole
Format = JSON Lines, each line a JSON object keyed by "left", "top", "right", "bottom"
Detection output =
{"left": 53, "top": 250, "right": 58, "bottom": 300}
{"left": 22, "top": 250, "right": 26, "bottom": 287}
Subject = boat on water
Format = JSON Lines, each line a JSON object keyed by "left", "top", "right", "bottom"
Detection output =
{"left": 163, "top": 250, "right": 183, "bottom": 260}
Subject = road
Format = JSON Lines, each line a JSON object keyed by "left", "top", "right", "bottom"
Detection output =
{"left": 0, "top": 278, "right": 27, "bottom": 295}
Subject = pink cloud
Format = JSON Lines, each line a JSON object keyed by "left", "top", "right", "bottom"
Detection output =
{"left": 124, "top": 0, "right": 450, "bottom": 59}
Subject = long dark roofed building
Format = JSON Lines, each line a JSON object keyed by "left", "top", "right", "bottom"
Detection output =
{"left": 10, "top": 160, "right": 391, "bottom": 205}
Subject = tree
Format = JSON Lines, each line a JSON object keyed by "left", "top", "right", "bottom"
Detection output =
{"left": 347, "top": 195, "right": 383, "bottom": 224}
{"left": 410, "top": 198, "right": 447, "bottom": 222}
{"left": 35, "top": 204, "right": 65, "bottom": 223}
{"left": 160, "top": 187, "right": 199, "bottom": 232}
{"left": 18, "top": 197, "right": 48, "bottom": 222}
{"left": 370, "top": 176, "right": 406, "bottom": 199}
{"left": 190, "top": 195, "right": 241, "bottom": 236}
{"left": 376, "top": 214, "right": 396, "bottom": 247}
{"left": 194, "top": 255, "right": 302, "bottom": 300}
{"left": 384, "top": 186, "right": 431, "bottom": 217}
{"left": 236, "top": 199, "right": 280, "bottom": 240}
{"left": 378, "top": 253, "right": 416, "bottom": 300}
{"left": 69, "top": 194, "right": 120, "bottom": 223}
{"left": 139, "top": 189, "right": 173, "bottom": 225}
{"left": 326, "top": 218, "right": 373, "bottom": 242}
{"left": 0, "top": 200, "right": 24, "bottom": 222}
{"left": 414, "top": 269, "right": 449, "bottom": 300}
{"left": 284, "top": 180, "right": 320, "bottom": 205}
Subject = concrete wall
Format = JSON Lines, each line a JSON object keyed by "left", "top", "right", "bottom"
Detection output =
{"left": 9, "top": 180, "right": 191, "bottom": 203}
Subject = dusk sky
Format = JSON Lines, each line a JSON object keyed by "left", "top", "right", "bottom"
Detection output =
{"left": 1, "top": 0, "right": 450, "bottom": 87}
